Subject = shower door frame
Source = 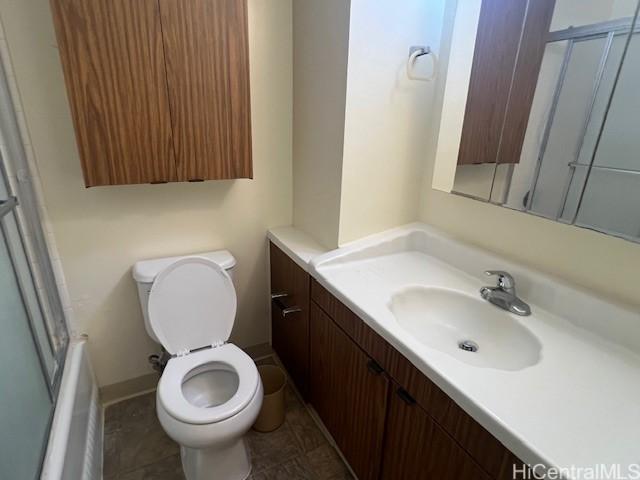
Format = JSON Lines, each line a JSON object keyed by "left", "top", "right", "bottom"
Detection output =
{"left": 0, "top": 36, "right": 70, "bottom": 478}
{"left": 0, "top": 52, "right": 69, "bottom": 393}
{"left": 482, "top": 3, "right": 640, "bottom": 244}
{"left": 524, "top": 18, "right": 639, "bottom": 218}
{"left": 0, "top": 156, "right": 67, "bottom": 395}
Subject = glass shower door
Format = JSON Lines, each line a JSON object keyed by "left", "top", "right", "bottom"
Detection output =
{"left": 0, "top": 33, "right": 69, "bottom": 478}
{"left": 0, "top": 220, "right": 53, "bottom": 480}
{"left": 0, "top": 163, "right": 56, "bottom": 479}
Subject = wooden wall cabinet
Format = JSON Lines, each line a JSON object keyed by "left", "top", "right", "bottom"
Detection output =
{"left": 457, "top": 0, "right": 556, "bottom": 165}
{"left": 51, "top": 0, "right": 252, "bottom": 187}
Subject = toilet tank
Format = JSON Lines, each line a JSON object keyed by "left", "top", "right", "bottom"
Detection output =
{"left": 132, "top": 250, "right": 236, "bottom": 344}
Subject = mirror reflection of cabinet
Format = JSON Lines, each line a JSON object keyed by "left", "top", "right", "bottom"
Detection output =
{"left": 432, "top": 0, "right": 640, "bottom": 244}
{"left": 458, "top": 0, "right": 555, "bottom": 167}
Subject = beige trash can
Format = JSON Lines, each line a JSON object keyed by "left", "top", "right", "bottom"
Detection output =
{"left": 253, "top": 365, "right": 287, "bottom": 432}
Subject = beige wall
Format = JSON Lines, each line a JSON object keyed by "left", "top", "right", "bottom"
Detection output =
{"left": 337, "top": 0, "right": 445, "bottom": 244}
{"left": 432, "top": 0, "right": 481, "bottom": 194}
{"left": 420, "top": 0, "right": 640, "bottom": 308}
{"left": 0, "top": 0, "right": 293, "bottom": 387}
{"left": 292, "top": 0, "right": 350, "bottom": 249}
{"left": 292, "top": 0, "right": 447, "bottom": 246}
{"left": 421, "top": 188, "right": 640, "bottom": 308}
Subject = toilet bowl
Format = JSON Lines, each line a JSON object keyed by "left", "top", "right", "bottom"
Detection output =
{"left": 143, "top": 256, "right": 263, "bottom": 480}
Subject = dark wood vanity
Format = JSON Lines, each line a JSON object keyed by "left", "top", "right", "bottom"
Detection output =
{"left": 270, "top": 242, "right": 526, "bottom": 480}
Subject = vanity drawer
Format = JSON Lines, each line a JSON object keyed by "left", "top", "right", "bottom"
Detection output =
{"left": 269, "top": 242, "right": 310, "bottom": 398}
{"left": 311, "top": 279, "right": 524, "bottom": 479}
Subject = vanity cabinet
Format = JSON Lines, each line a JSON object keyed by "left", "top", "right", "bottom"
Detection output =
{"left": 310, "top": 303, "right": 388, "bottom": 480}
{"left": 381, "top": 384, "right": 490, "bottom": 480}
{"left": 50, "top": 0, "right": 252, "bottom": 187}
{"left": 268, "top": 245, "right": 527, "bottom": 480}
{"left": 309, "top": 278, "right": 527, "bottom": 480}
{"left": 269, "top": 242, "right": 310, "bottom": 398}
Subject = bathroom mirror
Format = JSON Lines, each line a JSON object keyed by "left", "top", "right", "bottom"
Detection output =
{"left": 432, "top": 0, "right": 640, "bottom": 242}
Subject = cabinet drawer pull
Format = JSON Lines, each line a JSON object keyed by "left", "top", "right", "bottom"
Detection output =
{"left": 280, "top": 305, "right": 302, "bottom": 317}
{"left": 396, "top": 388, "right": 416, "bottom": 406}
{"left": 367, "top": 359, "right": 384, "bottom": 375}
{"left": 271, "top": 293, "right": 302, "bottom": 318}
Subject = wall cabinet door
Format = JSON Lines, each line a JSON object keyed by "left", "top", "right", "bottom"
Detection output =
{"left": 457, "top": 0, "right": 555, "bottom": 165}
{"left": 159, "top": 0, "right": 252, "bottom": 181}
{"left": 51, "top": 0, "right": 252, "bottom": 186}
{"left": 51, "top": 0, "right": 177, "bottom": 186}
{"left": 269, "top": 242, "right": 310, "bottom": 398}
{"left": 381, "top": 385, "right": 491, "bottom": 480}
{"left": 310, "top": 302, "right": 389, "bottom": 480}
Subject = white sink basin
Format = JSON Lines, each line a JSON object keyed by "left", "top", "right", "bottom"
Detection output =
{"left": 311, "top": 224, "right": 640, "bottom": 473}
{"left": 389, "top": 287, "right": 542, "bottom": 371}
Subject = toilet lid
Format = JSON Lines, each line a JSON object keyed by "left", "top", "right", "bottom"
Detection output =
{"left": 148, "top": 257, "right": 237, "bottom": 355}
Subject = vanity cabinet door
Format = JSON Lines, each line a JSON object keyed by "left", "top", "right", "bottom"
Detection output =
{"left": 269, "top": 242, "right": 310, "bottom": 398}
{"left": 309, "top": 302, "right": 389, "bottom": 480}
{"left": 381, "top": 386, "right": 491, "bottom": 480}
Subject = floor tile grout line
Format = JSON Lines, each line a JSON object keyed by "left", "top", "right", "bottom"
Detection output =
{"left": 115, "top": 453, "right": 182, "bottom": 478}
{"left": 115, "top": 450, "right": 180, "bottom": 477}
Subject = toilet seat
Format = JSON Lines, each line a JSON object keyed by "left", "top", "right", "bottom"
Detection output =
{"left": 148, "top": 257, "right": 237, "bottom": 355}
{"left": 158, "top": 343, "right": 259, "bottom": 425}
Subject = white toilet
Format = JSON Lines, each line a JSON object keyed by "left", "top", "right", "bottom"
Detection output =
{"left": 133, "top": 252, "right": 263, "bottom": 480}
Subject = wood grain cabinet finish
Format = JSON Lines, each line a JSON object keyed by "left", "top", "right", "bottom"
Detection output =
{"left": 310, "top": 279, "right": 527, "bottom": 480}
{"left": 51, "top": 0, "right": 177, "bottom": 186}
{"left": 494, "top": 0, "right": 556, "bottom": 166}
{"left": 457, "top": 0, "right": 556, "bottom": 165}
{"left": 51, "top": 0, "right": 252, "bottom": 187}
{"left": 310, "top": 302, "right": 389, "bottom": 480}
{"left": 381, "top": 385, "right": 491, "bottom": 480}
{"left": 159, "top": 0, "right": 252, "bottom": 181}
{"left": 269, "top": 242, "right": 310, "bottom": 399}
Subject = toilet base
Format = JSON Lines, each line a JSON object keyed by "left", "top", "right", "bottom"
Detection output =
{"left": 181, "top": 438, "right": 251, "bottom": 480}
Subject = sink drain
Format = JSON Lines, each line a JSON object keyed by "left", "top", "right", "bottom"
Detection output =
{"left": 458, "top": 340, "right": 479, "bottom": 353}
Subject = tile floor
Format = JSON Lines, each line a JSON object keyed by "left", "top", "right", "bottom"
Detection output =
{"left": 104, "top": 357, "right": 352, "bottom": 480}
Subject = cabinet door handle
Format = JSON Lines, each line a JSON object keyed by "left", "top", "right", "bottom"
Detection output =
{"left": 271, "top": 293, "right": 302, "bottom": 317}
{"left": 396, "top": 388, "right": 416, "bottom": 406}
{"left": 367, "top": 359, "right": 384, "bottom": 375}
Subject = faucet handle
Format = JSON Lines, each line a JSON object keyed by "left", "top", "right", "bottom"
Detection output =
{"left": 484, "top": 270, "right": 516, "bottom": 292}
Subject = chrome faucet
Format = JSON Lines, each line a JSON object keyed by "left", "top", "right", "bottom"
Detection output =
{"left": 480, "top": 271, "right": 531, "bottom": 316}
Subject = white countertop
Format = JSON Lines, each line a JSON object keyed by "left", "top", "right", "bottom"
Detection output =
{"left": 310, "top": 223, "right": 640, "bottom": 479}
{"left": 267, "top": 226, "right": 327, "bottom": 272}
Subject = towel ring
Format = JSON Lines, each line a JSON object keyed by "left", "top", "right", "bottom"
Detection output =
{"left": 407, "top": 46, "right": 437, "bottom": 82}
